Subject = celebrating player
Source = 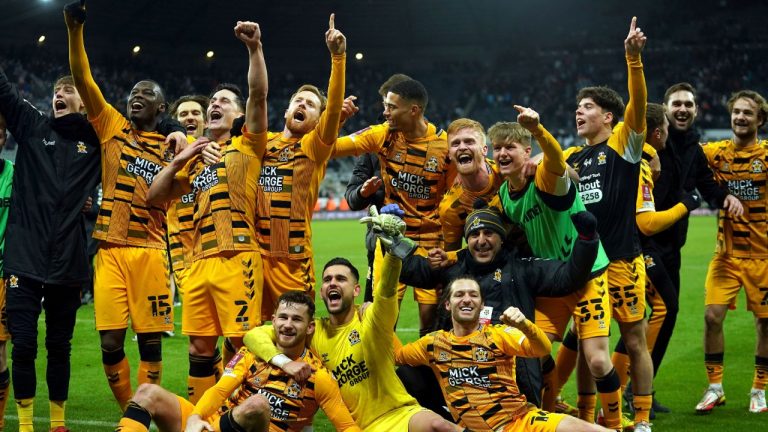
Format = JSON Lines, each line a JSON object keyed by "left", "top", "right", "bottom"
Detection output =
{"left": 696, "top": 90, "right": 768, "bottom": 414}
{"left": 396, "top": 278, "right": 613, "bottom": 432}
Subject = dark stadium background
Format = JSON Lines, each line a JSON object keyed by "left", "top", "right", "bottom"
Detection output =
{"left": 2, "top": 0, "right": 767, "bottom": 198}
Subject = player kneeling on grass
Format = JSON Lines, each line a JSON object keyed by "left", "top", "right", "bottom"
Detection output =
{"left": 396, "top": 277, "right": 614, "bottom": 432}
{"left": 116, "top": 292, "right": 360, "bottom": 432}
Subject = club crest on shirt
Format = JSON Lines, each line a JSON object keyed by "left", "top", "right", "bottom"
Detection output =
{"left": 348, "top": 329, "right": 361, "bottom": 346}
{"left": 8, "top": 275, "right": 18, "bottom": 288}
{"left": 252, "top": 376, "right": 262, "bottom": 386}
{"left": 438, "top": 351, "right": 449, "bottom": 362}
{"left": 493, "top": 268, "right": 502, "bottom": 282}
{"left": 278, "top": 146, "right": 295, "bottom": 162}
{"left": 597, "top": 152, "right": 607, "bottom": 165}
{"left": 76, "top": 141, "right": 88, "bottom": 154}
{"left": 752, "top": 159, "right": 764, "bottom": 174}
{"left": 474, "top": 347, "right": 489, "bottom": 362}
{"left": 163, "top": 148, "right": 175, "bottom": 162}
{"left": 284, "top": 381, "right": 302, "bottom": 399}
{"left": 644, "top": 255, "right": 656, "bottom": 269}
{"left": 394, "top": 152, "right": 403, "bottom": 162}
{"left": 424, "top": 156, "right": 439, "bottom": 173}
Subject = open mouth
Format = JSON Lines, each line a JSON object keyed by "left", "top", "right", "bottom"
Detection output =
{"left": 130, "top": 101, "right": 145, "bottom": 113}
{"left": 209, "top": 110, "right": 223, "bottom": 121}
{"left": 497, "top": 159, "right": 512, "bottom": 168}
{"left": 576, "top": 118, "right": 586, "bottom": 127}
{"left": 457, "top": 154, "right": 473, "bottom": 165}
{"left": 293, "top": 111, "right": 306, "bottom": 122}
{"left": 186, "top": 124, "right": 198, "bottom": 133}
{"left": 327, "top": 289, "right": 342, "bottom": 302}
{"left": 54, "top": 100, "right": 67, "bottom": 111}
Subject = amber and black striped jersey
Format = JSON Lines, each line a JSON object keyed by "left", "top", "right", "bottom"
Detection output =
{"left": 438, "top": 159, "right": 502, "bottom": 250}
{"left": 256, "top": 131, "right": 333, "bottom": 260}
{"left": 177, "top": 132, "right": 267, "bottom": 259}
{"left": 396, "top": 323, "right": 550, "bottom": 431}
{"left": 702, "top": 140, "right": 768, "bottom": 258}
{"left": 89, "top": 106, "right": 172, "bottom": 249}
{"left": 192, "top": 347, "right": 359, "bottom": 432}
{"left": 167, "top": 192, "right": 196, "bottom": 271}
{"left": 563, "top": 54, "right": 647, "bottom": 261}
{"left": 333, "top": 122, "right": 455, "bottom": 250}
{"left": 256, "top": 52, "right": 345, "bottom": 261}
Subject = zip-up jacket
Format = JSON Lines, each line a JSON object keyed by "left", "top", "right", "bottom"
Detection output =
{"left": 0, "top": 67, "right": 100, "bottom": 284}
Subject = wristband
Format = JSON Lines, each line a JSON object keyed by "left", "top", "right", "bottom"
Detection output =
{"left": 271, "top": 353, "right": 291, "bottom": 368}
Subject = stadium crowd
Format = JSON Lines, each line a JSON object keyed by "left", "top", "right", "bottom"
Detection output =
{"left": 0, "top": 1, "right": 767, "bottom": 432}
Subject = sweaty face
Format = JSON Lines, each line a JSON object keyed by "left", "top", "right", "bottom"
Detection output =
{"left": 176, "top": 101, "right": 206, "bottom": 138}
{"left": 731, "top": 97, "right": 762, "bottom": 140}
{"left": 467, "top": 228, "right": 502, "bottom": 265}
{"left": 665, "top": 90, "right": 697, "bottom": 131}
{"left": 127, "top": 81, "right": 165, "bottom": 124}
{"left": 51, "top": 83, "right": 85, "bottom": 118}
{"left": 446, "top": 279, "right": 483, "bottom": 325}
{"left": 383, "top": 92, "right": 413, "bottom": 132}
{"left": 449, "top": 128, "right": 488, "bottom": 176}
{"left": 575, "top": 97, "right": 611, "bottom": 140}
{"left": 321, "top": 265, "right": 359, "bottom": 316}
{"left": 492, "top": 139, "right": 531, "bottom": 178}
{"left": 284, "top": 90, "right": 322, "bottom": 136}
{"left": 272, "top": 302, "right": 314, "bottom": 350}
{"left": 207, "top": 90, "right": 242, "bottom": 136}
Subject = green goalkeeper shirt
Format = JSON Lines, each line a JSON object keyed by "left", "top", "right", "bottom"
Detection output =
{"left": 498, "top": 178, "right": 609, "bottom": 274}
{"left": 0, "top": 159, "right": 14, "bottom": 277}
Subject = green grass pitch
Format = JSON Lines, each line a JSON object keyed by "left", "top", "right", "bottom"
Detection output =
{"left": 3, "top": 216, "right": 765, "bottom": 430}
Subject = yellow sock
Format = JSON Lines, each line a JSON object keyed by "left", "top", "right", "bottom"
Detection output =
{"left": 554, "top": 343, "right": 578, "bottom": 396}
{"left": 104, "top": 357, "right": 133, "bottom": 412}
{"left": 633, "top": 394, "right": 652, "bottom": 424}
{"left": 138, "top": 361, "right": 162, "bottom": 385}
{"left": 0, "top": 371, "right": 9, "bottom": 429}
{"left": 50, "top": 400, "right": 66, "bottom": 429}
{"left": 222, "top": 339, "right": 237, "bottom": 365}
{"left": 16, "top": 398, "right": 34, "bottom": 432}
{"left": 611, "top": 351, "right": 631, "bottom": 391}
{"left": 706, "top": 362, "right": 724, "bottom": 385}
{"left": 541, "top": 358, "right": 558, "bottom": 411}
{"left": 213, "top": 349, "right": 224, "bottom": 382}
{"left": 598, "top": 387, "right": 622, "bottom": 429}
{"left": 577, "top": 392, "right": 596, "bottom": 423}
{"left": 187, "top": 375, "right": 216, "bottom": 405}
{"left": 753, "top": 357, "right": 768, "bottom": 390}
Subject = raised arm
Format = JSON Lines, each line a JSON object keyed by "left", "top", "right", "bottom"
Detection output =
{"left": 623, "top": 16, "right": 648, "bottom": 141}
{"left": 499, "top": 309, "right": 552, "bottom": 358}
{"left": 64, "top": 1, "right": 108, "bottom": 119}
{"left": 0, "top": 68, "right": 45, "bottom": 143}
{"left": 515, "top": 105, "right": 570, "bottom": 196}
{"left": 316, "top": 14, "right": 346, "bottom": 146}
{"left": 234, "top": 21, "right": 268, "bottom": 135}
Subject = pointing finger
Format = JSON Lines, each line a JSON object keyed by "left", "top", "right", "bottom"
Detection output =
{"left": 629, "top": 16, "right": 637, "bottom": 32}
{"left": 513, "top": 104, "right": 525, "bottom": 113}
{"left": 329, "top": 13, "right": 335, "bottom": 30}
